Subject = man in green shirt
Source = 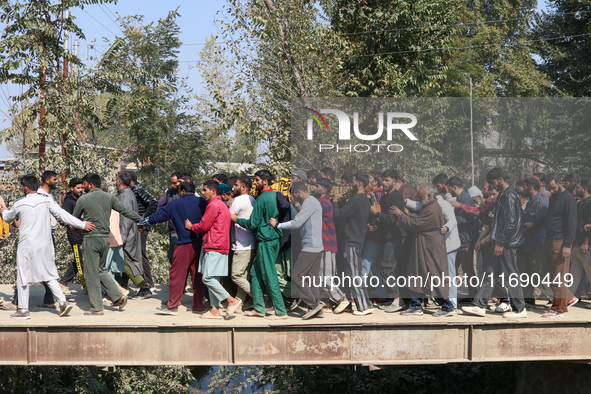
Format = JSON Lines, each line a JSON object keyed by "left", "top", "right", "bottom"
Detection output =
{"left": 73, "top": 173, "right": 143, "bottom": 315}
{"left": 232, "top": 170, "right": 287, "bottom": 319}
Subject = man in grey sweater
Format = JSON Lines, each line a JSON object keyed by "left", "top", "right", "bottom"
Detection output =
{"left": 270, "top": 182, "right": 324, "bottom": 319}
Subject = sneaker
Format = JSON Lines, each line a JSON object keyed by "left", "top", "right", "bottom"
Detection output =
{"left": 137, "top": 287, "right": 152, "bottom": 299}
{"left": 461, "top": 305, "right": 487, "bottom": 317}
{"left": 382, "top": 299, "right": 405, "bottom": 313}
{"left": 400, "top": 308, "right": 423, "bottom": 316}
{"left": 503, "top": 310, "right": 527, "bottom": 318}
{"left": 59, "top": 302, "right": 73, "bottom": 317}
{"left": 352, "top": 307, "right": 374, "bottom": 316}
{"left": 303, "top": 304, "right": 323, "bottom": 320}
{"left": 333, "top": 298, "right": 350, "bottom": 314}
{"left": 568, "top": 297, "right": 579, "bottom": 309}
{"left": 155, "top": 305, "right": 178, "bottom": 316}
{"left": 11, "top": 309, "right": 30, "bottom": 320}
{"left": 495, "top": 302, "right": 512, "bottom": 313}
{"left": 433, "top": 309, "right": 456, "bottom": 317}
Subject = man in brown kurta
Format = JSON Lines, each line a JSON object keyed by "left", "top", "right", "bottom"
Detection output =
{"left": 391, "top": 185, "right": 454, "bottom": 317}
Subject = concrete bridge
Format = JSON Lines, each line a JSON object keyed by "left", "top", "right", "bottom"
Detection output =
{"left": 1, "top": 284, "right": 590, "bottom": 367}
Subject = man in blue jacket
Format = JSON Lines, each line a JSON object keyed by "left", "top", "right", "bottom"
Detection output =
{"left": 139, "top": 181, "right": 208, "bottom": 315}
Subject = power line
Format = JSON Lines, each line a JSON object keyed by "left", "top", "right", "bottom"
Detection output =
{"left": 340, "top": 10, "right": 591, "bottom": 36}
{"left": 348, "top": 32, "right": 591, "bottom": 58}
{"left": 81, "top": 8, "right": 117, "bottom": 37}
{"left": 98, "top": 4, "right": 123, "bottom": 33}
{"left": 103, "top": 4, "right": 118, "bottom": 20}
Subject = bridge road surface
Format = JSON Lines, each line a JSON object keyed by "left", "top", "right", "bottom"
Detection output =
{"left": 1, "top": 284, "right": 591, "bottom": 366}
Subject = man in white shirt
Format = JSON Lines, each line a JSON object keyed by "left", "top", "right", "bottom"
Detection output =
{"left": 1, "top": 174, "right": 94, "bottom": 319}
{"left": 229, "top": 177, "right": 257, "bottom": 312}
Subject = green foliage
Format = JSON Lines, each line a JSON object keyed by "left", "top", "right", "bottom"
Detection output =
{"left": 0, "top": 365, "right": 195, "bottom": 394}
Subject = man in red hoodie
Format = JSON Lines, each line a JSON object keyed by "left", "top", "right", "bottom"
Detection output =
{"left": 185, "top": 180, "right": 241, "bottom": 319}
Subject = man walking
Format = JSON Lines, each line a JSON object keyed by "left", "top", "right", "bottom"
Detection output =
{"left": 1, "top": 175, "right": 92, "bottom": 319}
{"left": 462, "top": 167, "right": 527, "bottom": 319}
{"left": 270, "top": 182, "right": 324, "bottom": 319}
{"left": 186, "top": 181, "right": 241, "bottom": 319}
{"left": 333, "top": 173, "right": 373, "bottom": 316}
{"left": 140, "top": 181, "right": 207, "bottom": 315}
{"left": 156, "top": 171, "right": 182, "bottom": 264}
{"left": 232, "top": 170, "right": 286, "bottom": 319}
{"left": 73, "top": 173, "right": 142, "bottom": 315}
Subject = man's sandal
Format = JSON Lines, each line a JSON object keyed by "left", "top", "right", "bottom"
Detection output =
{"left": 541, "top": 310, "right": 563, "bottom": 318}
{"left": 84, "top": 310, "right": 104, "bottom": 316}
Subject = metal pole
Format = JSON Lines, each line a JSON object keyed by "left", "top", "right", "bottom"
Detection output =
{"left": 470, "top": 78, "right": 474, "bottom": 187}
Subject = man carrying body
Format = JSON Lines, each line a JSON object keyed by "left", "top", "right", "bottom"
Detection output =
{"left": 333, "top": 172, "right": 373, "bottom": 316}
{"left": 127, "top": 170, "right": 158, "bottom": 289}
{"left": 1, "top": 175, "right": 93, "bottom": 319}
{"left": 462, "top": 167, "right": 527, "bottom": 319}
{"left": 391, "top": 185, "right": 454, "bottom": 317}
{"left": 229, "top": 177, "right": 256, "bottom": 313}
{"left": 116, "top": 171, "right": 151, "bottom": 299}
{"left": 232, "top": 170, "right": 287, "bottom": 319}
{"left": 73, "top": 173, "right": 142, "bottom": 315}
{"left": 186, "top": 180, "right": 241, "bottom": 319}
{"left": 270, "top": 182, "right": 324, "bottom": 319}
{"left": 140, "top": 181, "right": 207, "bottom": 315}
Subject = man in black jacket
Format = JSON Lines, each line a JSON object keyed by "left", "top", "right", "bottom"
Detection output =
{"left": 540, "top": 173, "right": 577, "bottom": 317}
{"left": 128, "top": 170, "right": 158, "bottom": 289}
{"left": 333, "top": 172, "right": 372, "bottom": 315}
{"left": 463, "top": 167, "right": 527, "bottom": 318}
{"left": 58, "top": 177, "right": 86, "bottom": 293}
{"left": 370, "top": 169, "right": 406, "bottom": 312}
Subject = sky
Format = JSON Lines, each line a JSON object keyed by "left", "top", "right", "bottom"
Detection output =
{"left": 0, "top": 0, "right": 226, "bottom": 159}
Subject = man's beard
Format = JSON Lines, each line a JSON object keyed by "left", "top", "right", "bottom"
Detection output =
{"left": 421, "top": 197, "right": 430, "bottom": 206}
{"left": 566, "top": 184, "right": 577, "bottom": 193}
{"left": 48, "top": 182, "right": 57, "bottom": 190}
{"left": 312, "top": 190, "right": 322, "bottom": 199}
{"left": 84, "top": 187, "right": 90, "bottom": 193}
{"left": 233, "top": 189, "right": 241, "bottom": 198}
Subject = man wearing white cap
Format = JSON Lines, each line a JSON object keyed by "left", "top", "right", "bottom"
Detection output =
{"left": 468, "top": 186, "right": 484, "bottom": 207}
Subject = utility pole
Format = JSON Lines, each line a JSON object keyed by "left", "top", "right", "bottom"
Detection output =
{"left": 470, "top": 78, "right": 474, "bottom": 187}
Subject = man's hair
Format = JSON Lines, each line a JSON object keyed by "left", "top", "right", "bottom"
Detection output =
{"left": 516, "top": 179, "right": 527, "bottom": 188}
{"left": 382, "top": 169, "right": 399, "bottom": 180}
{"left": 20, "top": 174, "right": 39, "bottom": 190}
{"left": 432, "top": 173, "right": 448, "bottom": 185}
{"left": 525, "top": 177, "right": 541, "bottom": 191}
{"left": 226, "top": 176, "right": 238, "bottom": 188}
{"left": 354, "top": 172, "right": 370, "bottom": 188}
{"left": 41, "top": 170, "right": 57, "bottom": 184}
{"left": 533, "top": 172, "right": 546, "bottom": 181}
{"left": 341, "top": 173, "right": 353, "bottom": 184}
{"left": 237, "top": 176, "right": 252, "bottom": 191}
{"left": 420, "top": 184, "right": 437, "bottom": 198}
{"left": 255, "top": 169, "right": 275, "bottom": 185}
{"left": 369, "top": 170, "right": 382, "bottom": 186}
{"left": 68, "top": 177, "right": 83, "bottom": 188}
{"left": 446, "top": 176, "right": 463, "bottom": 188}
{"left": 579, "top": 178, "right": 591, "bottom": 193}
{"left": 564, "top": 172, "right": 581, "bottom": 183}
{"left": 320, "top": 167, "right": 335, "bottom": 181}
{"left": 545, "top": 172, "right": 561, "bottom": 184}
{"left": 179, "top": 181, "right": 195, "bottom": 193}
{"left": 100, "top": 182, "right": 108, "bottom": 192}
{"left": 307, "top": 169, "right": 321, "bottom": 180}
{"left": 486, "top": 167, "right": 509, "bottom": 184}
{"left": 179, "top": 172, "right": 193, "bottom": 183}
{"left": 291, "top": 181, "right": 308, "bottom": 195}
{"left": 117, "top": 171, "right": 132, "bottom": 187}
{"left": 82, "top": 173, "right": 102, "bottom": 188}
{"left": 213, "top": 173, "right": 228, "bottom": 183}
{"left": 126, "top": 170, "right": 138, "bottom": 183}
{"left": 171, "top": 171, "right": 182, "bottom": 179}
{"left": 203, "top": 180, "right": 220, "bottom": 194}
{"left": 516, "top": 187, "right": 527, "bottom": 198}
{"left": 316, "top": 177, "right": 333, "bottom": 194}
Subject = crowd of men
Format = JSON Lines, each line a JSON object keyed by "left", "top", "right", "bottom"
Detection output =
{"left": 1, "top": 165, "right": 590, "bottom": 321}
